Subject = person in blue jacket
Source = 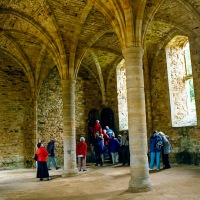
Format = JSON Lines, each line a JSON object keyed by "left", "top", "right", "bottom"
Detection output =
{"left": 149, "top": 130, "right": 163, "bottom": 170}
{"left": 93, "top": 132, "right": 104, "bottom": 166}
{"left": 108, "top": 134, "right": 120, "bottom": 164}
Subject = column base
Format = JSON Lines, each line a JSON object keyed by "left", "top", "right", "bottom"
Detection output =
{"left": 62, "top": 169, "right": 78, "bottom": 177}
{"left": 128, "top": 177, "right": 152, "bottom": 193}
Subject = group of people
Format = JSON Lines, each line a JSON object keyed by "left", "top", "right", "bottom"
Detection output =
{"left": 149, "top": 130, "right": 172, "bottom": 171}
{"left": 77, "top": 120, "right": 130, "bottom": 169}
{"left": 76, "top": 132, "right": 130, "bottom": 171}
{"left": 35, "top": 138, "right": 60, "bottom": 181}
{"left": 35, "top": 125, "right": 170, "bottom": 181}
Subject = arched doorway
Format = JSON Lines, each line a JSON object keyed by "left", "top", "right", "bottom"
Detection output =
{"left": 100, "top": 108, "right": 115, "bottom": 133}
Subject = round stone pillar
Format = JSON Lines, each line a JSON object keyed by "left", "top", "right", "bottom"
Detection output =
{"left": 122, "top": 46, "right": 152, "bottom": 192}
{"left": 61, "top": 79, "right": 78, "bottom": 177}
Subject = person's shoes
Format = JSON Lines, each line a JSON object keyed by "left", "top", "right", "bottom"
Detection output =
{"left": 95, "top": 164, "right": 98, "bottom": 166}
{"left": 40, "top": 178, "right": 43, "bottom": 181}
{"left": 47, "top": 177, "right": 51, "bottom": 181}
{"left": 149, "top": 168, "right": 153, "bottom": 171}
{"left": 100, "top": 163, "right": 103, "bottom": 166}
{"left": 163, "top": 166, "right": 171, "bottom": 169}
{"left": 83, "top": 169, "right": 87, "bottom": 171}
{"left": 56, "top": 167, "right": 61, "bottom": 170}
{"left": 79, "top": 169, "right": 81, "bottom": 171}
{"left": 48, "top": 169, "right": 51, "bottom": 170}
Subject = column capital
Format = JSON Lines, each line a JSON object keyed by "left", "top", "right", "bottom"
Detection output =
{"left": 61, "top": 79, "right": 76, "bottom": 86}
{"left": 122, "top": 46, "right": 144, "bottom": 57}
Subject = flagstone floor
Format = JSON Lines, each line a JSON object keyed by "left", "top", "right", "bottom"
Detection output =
{"left": 0, "top": 163, "right": 200, "bottom": 200}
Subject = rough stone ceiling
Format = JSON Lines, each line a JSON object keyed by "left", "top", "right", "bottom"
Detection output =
{"left": 144, "top": 0, "right": 200, "bottom": 65}
{"left": 0, "top": 0, "right": 200, "bottom": 91}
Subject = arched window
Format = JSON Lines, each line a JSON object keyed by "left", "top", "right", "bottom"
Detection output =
{"left": 165, "top": 36, "right": 197, "bottom": 127}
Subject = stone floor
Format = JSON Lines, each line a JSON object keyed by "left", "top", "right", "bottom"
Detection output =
{"left": 0, "top": 163, "right": 200, "bottom": 200}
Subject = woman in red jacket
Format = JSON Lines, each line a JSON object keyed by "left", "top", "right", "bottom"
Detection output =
{"left": 36, "top": 143, "right": 51, "bottom": 181}
{"left": 76, "top": 137, "right": 88, "bottom": 171}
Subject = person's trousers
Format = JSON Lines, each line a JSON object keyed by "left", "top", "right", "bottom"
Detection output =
{"left": 162, "top": 153, "right": 171, "bottom": 168}
{"left": 149, "top": 151, "right": 161, "bottom": 170}
{"left": 111, "top": 152, "right": 119, "bottom": 164}
{"left": 104, "top": 146, "right": 109, "bottom": 157}
{"left": 78, "top": 156, "right": 86, "bottom": 170}
{"left": 95, "top": 153, "right": 103, "bottom": 165}
{"left": 47, "top": 156, "right": 58, "bottom": 169}
{"left": 122, "top": 146, "right": 130, "bottom": 165}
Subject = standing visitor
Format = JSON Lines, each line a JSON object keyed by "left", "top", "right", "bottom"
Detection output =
{"left": 76, "top": 137, "right": 88, "bottom": 171}
{"left": 158, "top": 132, "right": 172, "bottom": 169}
{"left": 93, "top": 132, "right": 104, "bottom": 166}
{"left": 36, "top": 143, "right": 51, "bottom": 181}
{"left": 120, "top": 131, "right": 130, "bottom": 165}
{"left": 149, "top": 131, "right": 163, "bottom": 170}
{"left": 47, "top": 138, "right": 60, "bottom": 170}
{"left": 108, "top": 134, "right": 120, "bottom": 164}
{"left": 105, "top": 126, "right": 114, "bottom": 138}
{"left": 102, "top": 129, "right": 110, "bottom": 158}
{"left": 90, "top": 120, "right": 103, "bottom": 136}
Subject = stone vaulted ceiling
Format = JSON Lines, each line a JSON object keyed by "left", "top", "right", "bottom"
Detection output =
{"left": 0, "top": 0, "right": 200, "bottom": 96}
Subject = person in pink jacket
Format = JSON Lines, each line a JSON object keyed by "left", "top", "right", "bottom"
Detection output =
{"left": 36, "top": 143, "right": 51, "bottom": 181}
{"left": 76, "top": 137, "right": 88, "bottom": 171}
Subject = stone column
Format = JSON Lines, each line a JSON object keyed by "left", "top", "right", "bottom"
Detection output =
{"left": 34, "top": 96, "right": 38, "bottom": 142}
{"left": 122, "top": 46, "right": 152, "bottom": 192}
{"left": 61, "top": 79, "right": 78, "bottom": 177}
{"left": 33, "top": 96, "right": 38, "bottom": 167}
{"left": 143, "top": 49, "right": 153, "bottom": 137}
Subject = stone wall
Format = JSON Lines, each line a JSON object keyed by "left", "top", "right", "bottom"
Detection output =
{"left": 150, "top": 39, "right": 200, "bottom": 165}
{"left": 37, "top": 67, "right": 107, "bottom": 165}
{"left": 37, "top": 67, "right": 63, "bottom": 165}
{"left": 0, "top": 66, "right": 34, "bottom": 169}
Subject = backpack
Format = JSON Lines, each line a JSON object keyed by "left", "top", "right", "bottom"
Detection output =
{"left": 156, "top": 141, "right": 163, "bottom": 150}
{"left": 156, "top": 136, "right": 163, "bottom": 150}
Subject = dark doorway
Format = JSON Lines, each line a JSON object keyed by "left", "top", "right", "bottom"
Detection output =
{"left": 100, "top": 108, "right": 115, "bottom": 133}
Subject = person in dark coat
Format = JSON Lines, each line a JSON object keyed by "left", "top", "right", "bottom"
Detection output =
{"left": 36, "top": 143, "right": 51, "bottom": 181}
{"left": 47, "top": 138, "right": 60, "bottom": 170}
{"left": 158, "top": 132, "right": 172, "bottom": 169}
{"left": 93, "top": 132, "right": 104, "bottom": 166}
{"left": 120, "top": 131, "right": 130, "bottom": 165}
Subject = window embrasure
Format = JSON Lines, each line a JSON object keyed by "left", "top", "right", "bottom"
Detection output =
{"left": 165, "top": 36, "right": 197, "bottom": 127}
{"left": 116, "top": 59, "right": 128, "bottom": 131}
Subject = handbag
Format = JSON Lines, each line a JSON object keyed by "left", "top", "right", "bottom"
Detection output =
{"left": 33, "top": 153, "right": 38, "bottom": 161}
